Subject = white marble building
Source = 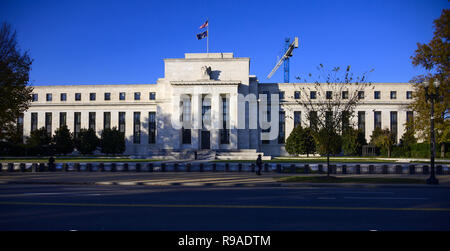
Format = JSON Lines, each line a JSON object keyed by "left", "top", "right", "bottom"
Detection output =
{"left": 23, "top": 53, "right": 415, "bottom": 158}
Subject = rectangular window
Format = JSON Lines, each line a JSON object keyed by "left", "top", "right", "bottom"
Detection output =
{"left": 406, "top": 111, "right": 414, "bottom": 131}
{"left": 89, "top": 112, "right": 96, "bottom": 131}
{"left": 119, "top": 92, "right": 126, "bottom": 101}
{"left": 326, "top": 91, "right": 333, "bottom": 100}
{"left": 278, "top": 111, "right": 285, "bottom": 144}
{"left": 374, "top": 91, "right": 381, "bottom": 99}
{"left": 390, "top": 111, "right": 398, "bottom": 142}
{"left": 342, "top": 91, "right": 349, "bottom": 99}
{"left": 133, "top": 112, "right": 140, "bottom": 144}
{"left": 374, "top": 111, "right": 381, "bottom": 129}
{"left": 134, "top": 92, "right": 141, "bottom": 100}
{"left": 202, "top": 96, "right": 211, "bottom": 130}
{"left": 148, "top": 112, "right": 156, "bottom": 144}
{"left": 261, "top": 108, "right": 271, "bottom": 144}
{"left": 104, "top": 92, "right": 111, "bottom": 101}
{"left": 75, "top": 93, "right": 81, "bottom": 101}
{"left": 358, "top": 91, "right": 364, "bottom": 100}
{"left": 294, "top": 91, "right": 300, "bottom": 99}
{"left": 45, "top": 112, "right": 52, "bottom": 136}
{"left": 31, "top": 113, "right": 38, "bottom": 132}
{"left": 220, "top": 96, "right": 230, "bottom": 144}
{"left": 46, "top": 93, "right": 52, "bottom": 102}
{"left": 342, "top": 111, "right": 349, "bottom": 132}
{"left": 59, "top": 112, "right": 67, "bottom": 127}
{"left": 279, "top": 91, "right": 285, "bottom": 100}
{"left": 182, "top": 128, "right": 191, "bottom": 144}
{"left": 119, "top": 112, "right": 125, "bottom": 133}
{"left": 406, "top": 91, "right": 413, "bottom": 99}
{"left": 406, "top": 111, "right": 414, "bottom": 124}
{"left": 60, "top": 93, "right": 67, "bottom": 101}
{"left": 358, "top": 111, "right": 365, "bottom": 135}
{"left": 390, "top": 91, "right": 397, "bottom": 99}
{"left": 325, "top": 111, "right": 333, "bottom": 128}
{"left": 32, "top": 94, "right": 38, "bottom": 102}
{"left": 149, "top": 92, "right": 156, "bottom": 100}
{"left": 103, "top": 112, "right": 111, "bottom": 130}
{"left": 74, "top": 112, "right": 81, "bottom": 138}
{"left": 89, "top": 93, "right": 96, "bottom": 101}
{"left": 17, "top": 114, "right": 24, "bottom": 142}
{"left": 309, "top": 111, "right": 318, "bottom": 131}
{"left": 310, "top": 91, "right": 317, "bottom": 99}
{"left": 294, "top": 111, "right": 301, "bottom": 128}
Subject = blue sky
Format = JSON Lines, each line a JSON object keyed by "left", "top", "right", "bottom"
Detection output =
{"left": 0, "top": 0, "right": 448, "bottom": 86}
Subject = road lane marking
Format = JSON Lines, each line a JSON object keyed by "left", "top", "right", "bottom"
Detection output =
{"left": 22, "top": 193, "right": 67, "bottom": 196}
{"left": 98, "top": 177, "right": 265, "bottom": 185}
{"left": 0, "top": 201, "right": 448, "bottom": 211}
{"left": 344, "top": 197, "right": 428, "bottom": 200}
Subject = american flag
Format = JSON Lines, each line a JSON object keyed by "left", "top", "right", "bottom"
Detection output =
{"left": 199, "top": 20, "right": 208, "bottom": 29}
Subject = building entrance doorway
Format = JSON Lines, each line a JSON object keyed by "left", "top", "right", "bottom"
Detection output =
{"left": 201, "top": 130, "right": 210, "bottom": 149}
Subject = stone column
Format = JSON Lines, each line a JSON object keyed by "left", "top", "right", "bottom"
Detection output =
{"left": 367, "top": 110, "right": 375, "bottom": 141}
{"left": 96, "top": 110, "right": 104, "bottom": 137}
{"left": 398, "top": 109, "right": 407, "bottom": 142}
{"left": 191, "top": 93, "right": 201, "bottom": 150}
{"left": 81, "top": 111, "right": 89, "bottom": 130}
{"left": 51, "top": 111, "right": 58, "bottom": 137}
{"left": 67, "top": 111, "right": 74, "bottom": 134}
{"left": 125, "top": 111, "right": 134, "bottom": 146}
{"left": 111, "top": 111, "right": 119, "bottom": 133}
{"left": 229, "top": 92, "right": 238, "bottom": 149}
{"left": 210, "top": 93, "right": 221, "bottom": 150}
{"left": 23, "top": 112, "right": 31, "bottom": 138}
{"left": 168, "top": 94, "right": 181, "bottom": 149}
{"left": 37, "top": 111, "right": 45, "bottom": 130}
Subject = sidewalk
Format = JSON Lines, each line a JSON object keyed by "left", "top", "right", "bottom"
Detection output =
{"left": 1, "top": 172, "right": 449, "bottom": 188}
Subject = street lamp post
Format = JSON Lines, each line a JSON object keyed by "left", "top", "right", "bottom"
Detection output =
{"left": 424, "top": 80, "right": 440, "bottom": 185}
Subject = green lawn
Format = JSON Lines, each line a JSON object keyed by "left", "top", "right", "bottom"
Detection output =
{"left": 411, "top": 160, "right": 450, "bottom": 164}
{"left": 276, "top": 175, "right": 425, "bottom": 184}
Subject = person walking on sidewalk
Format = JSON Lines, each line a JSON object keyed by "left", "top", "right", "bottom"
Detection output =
{"left": 256, "top": 154, "right": 262, "bottom": 175}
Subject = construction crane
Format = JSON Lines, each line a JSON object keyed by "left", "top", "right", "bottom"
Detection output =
{"left": 267, "top": 37, "right": 299, "bottom": 83}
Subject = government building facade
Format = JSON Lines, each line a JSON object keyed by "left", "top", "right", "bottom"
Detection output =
{"left": 23, "top": 53, "right": 415, "bottom": 159}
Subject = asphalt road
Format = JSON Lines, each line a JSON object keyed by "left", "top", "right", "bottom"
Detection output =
{"left": 1, "top": 183, "right": 449, "bottom": 231}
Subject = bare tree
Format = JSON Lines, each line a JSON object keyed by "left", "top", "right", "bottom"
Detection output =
{"left": 289, "top": 64, "right": 373, "bottom": 175}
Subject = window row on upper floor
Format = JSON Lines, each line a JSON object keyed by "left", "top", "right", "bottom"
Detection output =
{"left": 262, "top": 90, "right": 413, "bottom": 100}
{"left": 31, "top": 92, "right": 157, "bottom": 102}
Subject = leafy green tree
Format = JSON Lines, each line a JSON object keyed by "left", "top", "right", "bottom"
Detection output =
{"left": 0, "top": 22, "right": 33, "bottom": 141}
{"left": 370, "top": 127, "right": 395, "bottom": 158}
{"left": 400, "top": 125, "right": 417, "bottom": 148}
{"left": 342, "top": 128, "right": 366, "bottom": 156}
{"left": 74, "top": 128, "right": 99, "bottom": 155}
{"left": 285, "top": 126, "right": 316, "bottom": 157}
{"left": 53, "top": 125, "right": 74, "bottom": 155}
{"left": 410, "top": 9, "right": 449, "bottom": 157}
{"left": 26, "top": 127, "right": 52, "bottom": 156}
{"left": 100, "top": 127, "right": 125, "bottom": 155}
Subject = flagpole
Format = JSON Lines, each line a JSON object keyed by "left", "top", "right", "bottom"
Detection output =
{"left": 207, "top": 19, "right": 209, "bottom": 54}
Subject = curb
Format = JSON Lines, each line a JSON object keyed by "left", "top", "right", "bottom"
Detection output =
{"left": 1, "top": 180, "right": 448, "bottom": 189}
